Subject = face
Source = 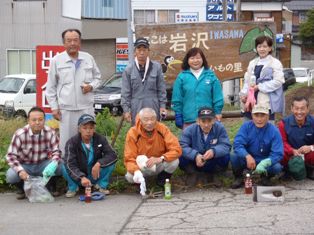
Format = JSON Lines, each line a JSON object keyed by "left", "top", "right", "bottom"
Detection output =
{"left": 252, "top": 113, "right": 269, "bottom": 128}
{"left": 256, "top": 41, "right": 272, "bottom": 59}
{"left": 188, "top": 53, "right": 203, "bottom": 70}
{"left": 197, "top": 118, "right": 215, "bottom": 134}
{"left": 28, "top": 111, "right": 45, "bottom": 134}
{"left": 291, "top": 100, "right": 309, "bottom": 123}
{"left": 135, "top": 46, "right": 149, "bottom": 64}
{"left": 140, "top": 112, "right": 157, "bottom": 132}
{"left": 63, "top": 31, "right": 81, "bottom": 57}
{"left": 79, "top": 122, "right": 95, "bottom": 142}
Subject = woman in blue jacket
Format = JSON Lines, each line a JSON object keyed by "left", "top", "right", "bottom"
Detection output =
{"left": 171, "top": 47, "right": 224, "bottom": 129}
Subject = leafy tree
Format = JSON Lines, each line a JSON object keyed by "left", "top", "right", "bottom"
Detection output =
{"left": 299, "top": 8, "right": 314, "bottom": 46}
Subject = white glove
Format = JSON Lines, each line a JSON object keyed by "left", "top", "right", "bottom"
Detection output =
{"left": 133, "top": 170, "right": 144, "bottom": 184}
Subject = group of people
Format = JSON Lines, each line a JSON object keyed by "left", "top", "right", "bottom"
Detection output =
{"left": 5, "top": 29, "right": 314, "bottom": 200}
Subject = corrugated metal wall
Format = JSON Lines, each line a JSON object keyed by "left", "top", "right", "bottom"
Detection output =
{"left": 82, "top": 0, "right": 128, "bottom": 19}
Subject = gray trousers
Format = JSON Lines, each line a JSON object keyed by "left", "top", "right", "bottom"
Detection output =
{"left": 59, "top": 108, "right": 94, "bottom": 157}
{"left": 125, "top": 159, "right": 179, "bottom": 183}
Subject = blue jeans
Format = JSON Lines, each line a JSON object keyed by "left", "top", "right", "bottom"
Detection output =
{"left": 62, "top": 164, "right": 115, "bottom": 191}
{"left": 6, "top": 159, "right": 63, "bottom": 184}
{"left": 179, "top": 154, "right": 230, "bottom": 173}
{"left": 230, "top": 153, "right": 282, "bottom": 175}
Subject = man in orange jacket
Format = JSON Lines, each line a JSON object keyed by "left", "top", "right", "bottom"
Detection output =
{"left": 124, "top": 108, "right": 182, "bottom": 190}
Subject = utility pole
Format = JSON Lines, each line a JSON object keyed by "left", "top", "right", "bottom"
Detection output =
{"left": 127, "top": 0, "right": 134, "bottom": 64}
{"left": 222, "top": 0, "right": 228, "bottom": 21}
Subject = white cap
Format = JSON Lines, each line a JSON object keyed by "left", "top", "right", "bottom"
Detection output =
{"left": 136, "top": 155, "right": 156, "bottom": 172}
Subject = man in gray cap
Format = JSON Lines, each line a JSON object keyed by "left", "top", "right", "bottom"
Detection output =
{"left": 121, "top": 37, "right": 167, "bottom": 125}
{"left": 231, "top": 104, "right": 284, "bottom": 188}
{"left": 62, "top": 114, "right": 117, "bottom": 197}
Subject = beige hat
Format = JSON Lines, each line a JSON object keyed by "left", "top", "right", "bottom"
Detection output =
{"left": 252, "top": 105, "right": 269, "bottom": 114}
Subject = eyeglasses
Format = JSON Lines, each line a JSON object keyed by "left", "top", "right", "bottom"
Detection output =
{"left": 200, "top": 110, "right": 212, "bottom": 115}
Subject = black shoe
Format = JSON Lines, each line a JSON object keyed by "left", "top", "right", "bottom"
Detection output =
{"left": 156, "top": 171, "right": 172, "bottom": 187}
{"left": 231, "top": 177, "right": 243, "bottom": 189}
{"left": 185, "top": 173, "right": 198, "bottom": 187}
{"left": 261, "top": 176, "right": 273, "bottom": 186}
{"left": 46, "top": 176, "right": 60, "bottom": 197}
{"left": 15, "top": 182, "right": 26, "bottom": 200}
{"left": 306, "top": 164, "right": 314, "bottom": 180}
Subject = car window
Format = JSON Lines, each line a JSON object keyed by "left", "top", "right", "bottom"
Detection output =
{"left": 106, "top": 77, "right": 122, "bottom": 88}
{"left": 24, "top": 79, "right": 36, "bottom": 94}
{"left": 0, "top": 77, "right": 25, "bottom": 93}
{"left": 293, "top": 69, "right": 307, "bottom": 77}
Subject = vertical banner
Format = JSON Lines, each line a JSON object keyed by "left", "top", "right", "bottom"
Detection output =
{"left": 116, "top": 38, "right": 129, "bottom": 72}
{"left": 36, "top": 45, "right": 65, "bottom": 115}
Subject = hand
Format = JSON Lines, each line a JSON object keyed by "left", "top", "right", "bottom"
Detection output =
{"left": 253, "top": 158, "right": 272, "bottom": 175}
{"left": 298, "top": 145, "right": 312, "bottom": 155}
{"left": 215, "top": 114, "right": 222, "bottom": 122}
{"left": 52, "top": 109, "right": 61, "bottom": 121}
{"left": 92, "top": 162, "right": 101, "bottom": 180}
{"left": 253, "top": 85, "right": 259, "bottom": 92}
{"left": 146, "top": 157, "right": 161, "bottom": 168}
{"left": 160, "top": 108, "right": 167, "bottom": 119}
{"left": 81, "top": 83, "right": 93, "bottom": 94}
{"left": 203, "top": 149, "right": 214, "bottom": 161}
{"left": 133, "top": 170, "right": 144, "bottom": 184}
{"left": 195, "top": 154, "right": 205, "bottom": 168}
{"left": 293, "top": 149, "right": 301, "bottom": 156}
{"left": 42, "top": 160, "right": 58, "bottom": 178}
{"left": 124, "top": 112, "right": 132, "bottom": 122}
{"left": 81, "top": 177, "right": 91, "bottom": 187}
{"left": 245, "top": 154, "right": 256, "bottom": 170}
{"left": 175, "top": 113, "right": 183, "bottom": 129}
{"left": 19, "top": 170, "right": 29, "bottom": 181}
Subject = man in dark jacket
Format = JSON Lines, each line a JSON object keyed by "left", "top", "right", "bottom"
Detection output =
{"left": 62, "top": 114, "right": 117, "bottom": 197}
{"left": 179, "top": 107, "right": 231, "bottom": 186}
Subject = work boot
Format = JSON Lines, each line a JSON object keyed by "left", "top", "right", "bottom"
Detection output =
{"left": 156, "top": 171, "right": 172, "bottom": 187}
{"left": 16, "top": 181, "right": 26, "bottom": 200}
{"left": 260, "top": 175, "right": 273, "bottom": 186}
{"left": 306, "top": 164, "right": 314, "bottom": 180}
{"left": 231, "top": 169, "right": 243, "bottom": 189}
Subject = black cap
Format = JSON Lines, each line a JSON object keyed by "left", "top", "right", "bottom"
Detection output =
{"left": 134, "top": 37, "right": 149, "bottom": 48}
{"left": 77, "top": 114, "right": 96, "bottom": 126}
{"left": 198, "top": 107, "right": 215, "bottom": 119}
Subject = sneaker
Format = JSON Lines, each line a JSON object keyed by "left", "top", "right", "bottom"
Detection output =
{"left": 98, "top": 188, "right": 110, "bottom": 195}
{"left": 94, "top": 184, "right": 110, "bottom": 195}
{"left": 65, "top": 190, "right": 77, "bottom": 198}
{"left": 16, "top": 192, "right": 26, "bottom": 200}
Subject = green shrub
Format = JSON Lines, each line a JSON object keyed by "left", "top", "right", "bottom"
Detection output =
{"left": 0, "top": 119, "right": 26, "bottom": 186}
{"left": 95, "top": 108, "right": 117, "bottom": 139}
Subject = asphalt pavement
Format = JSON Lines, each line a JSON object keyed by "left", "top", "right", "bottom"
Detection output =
{"left": 1, "top": 179, "right": 314, "bottom": 235}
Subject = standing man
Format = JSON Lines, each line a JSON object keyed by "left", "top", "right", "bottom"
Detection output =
{"left": 278, "top": 96, "right": 314, "bottom": 180}
{"left": 179, "top": 107, "right": 231, "bottom": 186}
{"left": 46, "top": 29, "right": 102, "bottom": 155}
{"left": 231, "top": 105, "right": 284, "bottom": 188}
{"left": 121, "top": 37, "right": 167, "bottom": 125}
{"left": 6, "top": 107, "right": 62, "bottom": 199}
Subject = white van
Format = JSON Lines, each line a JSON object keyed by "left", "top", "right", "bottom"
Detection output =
{"left": 0, "top": 74, "right": 36, "bottom": 118}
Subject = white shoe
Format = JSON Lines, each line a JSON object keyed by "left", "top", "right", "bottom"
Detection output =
{"left": 65, "top": 190, "right": 77, "bottom": 198}
{"left": 95, "top": 184, "right": 110, "bottom": 195}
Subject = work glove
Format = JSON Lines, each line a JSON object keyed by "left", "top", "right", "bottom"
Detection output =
{"left": 175, "top": 113, "right": 183, "bottom": 129}
{"left": 133, "top": 170, "right": 144, "bottom": 184}
{"left": 253, "top": 158, "right": 272, "bottom": 175}
{"left": 42, "top": 160, "right": 58, "bottom": 184}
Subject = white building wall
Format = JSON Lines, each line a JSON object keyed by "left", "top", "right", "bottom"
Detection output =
{"left": 132, "top": 0, "right": 208, "bottom": 21}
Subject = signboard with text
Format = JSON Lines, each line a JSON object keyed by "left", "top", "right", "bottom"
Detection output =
{"left": 116, "top": 38, "right": 129, "bottom": 72}
{"left": 135, "top": 22, "right": 276, "bottom": 84}
{"left": 36, "top": 45, "right": 65, "bottom": 114}
{"left": 175, "top": 12, "right": 199, "bottom": 23}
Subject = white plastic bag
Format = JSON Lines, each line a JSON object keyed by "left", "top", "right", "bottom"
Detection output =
{"left": 24, "top": 176, "right": 54, "bottom": 203}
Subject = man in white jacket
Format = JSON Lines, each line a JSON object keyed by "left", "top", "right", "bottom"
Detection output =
{"left": 46, "top": 29, "right": 102, "bottom": 156}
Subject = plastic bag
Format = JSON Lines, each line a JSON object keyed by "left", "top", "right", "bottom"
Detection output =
{"left": 24, "top": 176, "right": 54, "bottom": 203}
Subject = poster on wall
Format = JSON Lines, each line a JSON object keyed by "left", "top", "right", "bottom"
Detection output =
{"left": 116, "top": 38, "right": 129, "bottom": 72}
{"left": 36, "top": 45, "right": 65, "bottom": 118}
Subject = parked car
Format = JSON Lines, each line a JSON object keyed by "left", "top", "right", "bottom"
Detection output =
{"left": 283, "top": 68, "right": 296, "bottom": 90}
{"left": 0, "top": 74, "right": 36, "bottom": 119}
{"left": 93, "top": 72, "right": 172, "bottom": 116}
{"left": 292, "top": 67, "right": 312, "bottom": 84}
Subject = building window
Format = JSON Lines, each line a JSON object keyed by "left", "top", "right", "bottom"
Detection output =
{"left": 134, "top": 9, "right": 179, "bottom": 25}
{"left": 299, "top": 11, "right": 307, "bottom": 23}
{"left": 101, "top": 0, "right": 113, "bottom": 8}
{"left": 158, "top": 10, "right": 178, "bottom": 23}
{"left": 134, "top": 10, "right": 155, "bottom": 24}
{"left": 7, "top": 49, "right": 36, "bottom": 75}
